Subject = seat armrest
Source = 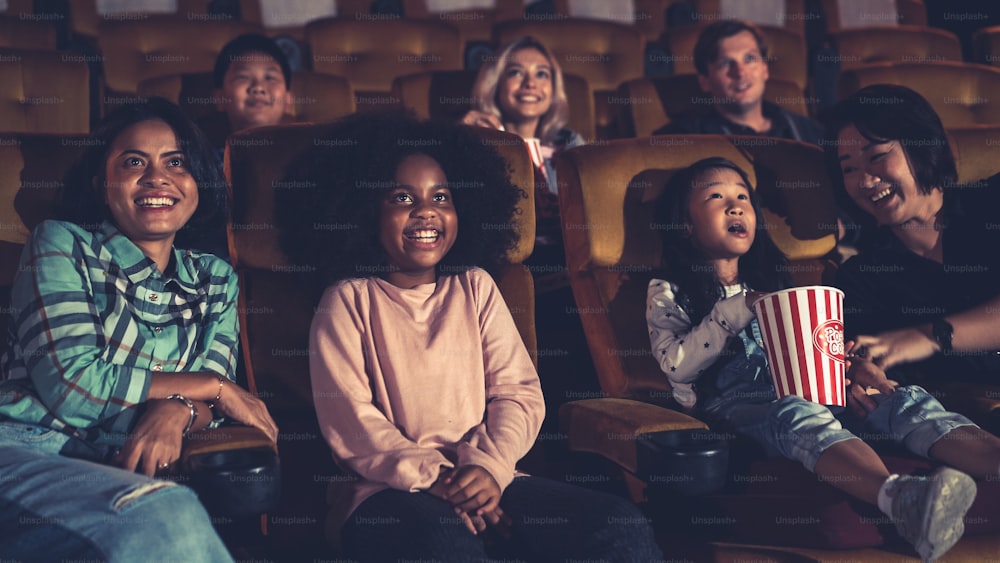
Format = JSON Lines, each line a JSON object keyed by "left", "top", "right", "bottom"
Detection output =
{"left": 181, "top": 425, "right": 277, "bottom": 469}
{"left": 559, "top": 398, "right": 707, "bottom": 474}
{"left": 636, "top": 429, "right": 730, "bottom": 495}
{"left": 180, "top": 425, "right": 281, "bottom": 517}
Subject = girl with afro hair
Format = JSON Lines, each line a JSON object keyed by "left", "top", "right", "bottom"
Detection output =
{"left": 280, "top": 112, "right": 662, "bottom": 562}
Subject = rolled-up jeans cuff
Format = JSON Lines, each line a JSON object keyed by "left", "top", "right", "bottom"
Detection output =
{"left": 906, "top": 417, "right": 977, "bottom": 458}
{"left": 802, "top": 433, "right": 860, "bottom": 472}
{"left": 868, "top": 385, "right": 978, "bottom": 458}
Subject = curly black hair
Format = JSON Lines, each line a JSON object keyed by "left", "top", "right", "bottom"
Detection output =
{"left": 655, "top": 157, "right": 789, "bottom": 323}
{"left": 276, "top": 111, "right": 526, "bottom": 287}
{"left": 59, "top": 96, "right": 228, "bottom": 249}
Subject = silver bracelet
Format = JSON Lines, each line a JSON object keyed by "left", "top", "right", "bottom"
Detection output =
{"left": 166, "top": 393, "right": 198, "bottom": 435}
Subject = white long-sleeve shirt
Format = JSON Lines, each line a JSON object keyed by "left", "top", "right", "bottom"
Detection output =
{"left": 646, "top": 279, "right": 755, "bottom": 409}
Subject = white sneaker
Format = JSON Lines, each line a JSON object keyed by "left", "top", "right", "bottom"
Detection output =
{"left": 891, "top": 467, "right": 977, "bottom": 562}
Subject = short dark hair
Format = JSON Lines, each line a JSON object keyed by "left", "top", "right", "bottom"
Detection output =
{"left": 822, "top": 84, "right": 956, "bottom": 197}
{"left": 693, "top": 20, "right": 769, "bottom": 76}
{"left": 213, "top": 33, "right": 292, "bottom": 89}
{"left": 60, "top": 97, "right": 228, "bottom": 249}
{"left": 276, "top": 111, "right": 526, "bottom": 287}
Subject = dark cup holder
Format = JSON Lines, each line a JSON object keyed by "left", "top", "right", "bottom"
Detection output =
{"left": 187, "top": 447, "right": 281, "bottom": 518}
{"left": 636, "top": 429, "right": 730, "bottom": 496}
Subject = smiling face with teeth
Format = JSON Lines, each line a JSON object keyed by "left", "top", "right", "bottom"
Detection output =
{"left": 698, "top": 30, "right": 769, "bottom": 116}
{"left": 837, "top": 124, "right": 943, "bottom": 230}
{"left": 496, "top": 47, "right": 554, "bottom": 139}
{"left": 686, "top": 167, "right": 757, "bottom": 268}
{"left": 379, "top": 153, "right": 458, "bottom": 288}
{"left": 103, "top": 119, "right": 198, "bottom": 258}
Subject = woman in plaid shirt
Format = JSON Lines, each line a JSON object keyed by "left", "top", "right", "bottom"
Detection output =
{"left": 0, "top": 98, "right": 277, "bottom": 562}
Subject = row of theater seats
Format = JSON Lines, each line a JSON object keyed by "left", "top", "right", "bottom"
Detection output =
{"left": 622, "top": 59, "right": 1000, "bottom": 137}
{"left": 200, "top": 122, "right": 1000, "bottom": 561}
{"left": 0, "top": 0, "right": 957, "bottom": 48}
{"left": 4, "top": 43, "right": 1000, "bottom": 152}
{"left": 4, "top": 0, "right": 1000, "bottom": 135}
{"left": 4, "top": 118, "right": 1000, "bottom": 559}
{"left": 187, "top": 123, "right": 1000, "bottom": 560}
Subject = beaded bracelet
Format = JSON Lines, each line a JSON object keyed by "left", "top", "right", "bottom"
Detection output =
{"left": 166, "top": 393, "right": 198, "bottom": 435}
{"left": 207, "top": 375, "right": 225, "bottom": 409}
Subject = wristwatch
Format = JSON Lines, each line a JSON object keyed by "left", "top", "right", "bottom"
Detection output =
{"left": 930, "top": 318, "right": 953, "bottom": 354}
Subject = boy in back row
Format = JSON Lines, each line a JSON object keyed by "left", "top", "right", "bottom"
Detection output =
{"left": 200, "top": 33, "right": 294, "bottom": 152}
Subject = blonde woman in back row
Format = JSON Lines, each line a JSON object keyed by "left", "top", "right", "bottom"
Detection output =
{"left": 462, "top": 36, "right": 585, "bottom": 252}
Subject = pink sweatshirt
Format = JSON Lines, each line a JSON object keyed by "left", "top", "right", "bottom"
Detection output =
{"left": 309, "top": 268, "right": 545, "bottom": 533}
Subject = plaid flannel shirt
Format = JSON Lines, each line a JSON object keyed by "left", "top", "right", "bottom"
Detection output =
{"left": 0, "top": 220, "right": 238, "bottom": 446}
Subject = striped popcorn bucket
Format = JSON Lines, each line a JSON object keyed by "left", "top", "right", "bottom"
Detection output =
{"left": 752, "top": 286, "right": 847, "bottom": 406}
{"left": 525, "top": 137, "right": 545, "bottom": 169}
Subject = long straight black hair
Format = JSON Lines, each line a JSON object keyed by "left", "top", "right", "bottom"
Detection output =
{"left": 655, "top": 157, "right": 789, "bottom": 323}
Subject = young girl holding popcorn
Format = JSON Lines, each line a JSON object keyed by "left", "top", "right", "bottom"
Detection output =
{"left": 646, "top": 157, "right": 1000, "bottom": 561}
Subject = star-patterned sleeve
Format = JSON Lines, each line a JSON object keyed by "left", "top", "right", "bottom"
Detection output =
{"left": 646, "top": 279, "right": 755, "bottom": 409}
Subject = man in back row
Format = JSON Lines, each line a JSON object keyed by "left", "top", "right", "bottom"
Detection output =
{"left": 654, "top": 20, "right": 823, "bottom": 145}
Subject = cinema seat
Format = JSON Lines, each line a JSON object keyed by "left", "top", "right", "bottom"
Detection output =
{"left": 554, "top": 134, "right": 1000, "bottom": 559}
{"left": 0, "top": 134, "right": 86, "bottom": 309}
{"left": 972, "top": 25, "right": 1000, "bottom": 68}
{"left": 837, "top": 61, "right": 1000, "bottom": 127}
{"left": 947, "top": 125, "right": 1000, "bottom": 186}
{"left": 96, "top": 16, "right": 260, "bottom": 106}
{"left": 682, "top": 0, "right": 811, "bottom": 37}
{"left": 827, "top": 25, "right": 962, "bottom": 72}
{"left": 0, "top": 48, "right": 90, "bottom": 134}
{"left": 402, "top": 0, "right": 512, "bottom": 50}
{"left": 820, "top": 0, "right": 926, "bottom": 31}
{"left": 224, "top": 121, "right": 537, "bottom": 555}
{"left": 0, "top": 15, "right": 57, "bottom": 50}
{"left": 305, "top": 17, "right": 463, "bottom": 112}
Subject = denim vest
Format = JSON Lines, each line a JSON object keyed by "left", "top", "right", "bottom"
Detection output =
{"left": 702, "top": 318, "right": 776, "bottom": 413}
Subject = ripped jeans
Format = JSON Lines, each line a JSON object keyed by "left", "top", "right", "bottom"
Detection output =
{"left": 0, "top": 422, "right": 232, "bottom": 562}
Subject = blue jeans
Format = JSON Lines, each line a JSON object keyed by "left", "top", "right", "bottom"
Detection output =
{"left": 340, "top": 475, "right": 664, "bottom": 562}
{"left": 703, "top": 324, "right": 975, "bottom": 471}
{"left": 0, "top": 422, "right": 232, "bottom": 562}
{"left": 707, "top": 386, "right": 976, "bottom": 471}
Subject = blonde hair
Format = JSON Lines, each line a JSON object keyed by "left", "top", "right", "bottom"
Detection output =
{"left": 471, "top": 36, "right": 570, "bottom": 146}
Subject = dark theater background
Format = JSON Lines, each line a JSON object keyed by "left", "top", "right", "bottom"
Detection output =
{"left": 2, "top": 1, "right": 1000, "bottom": 562}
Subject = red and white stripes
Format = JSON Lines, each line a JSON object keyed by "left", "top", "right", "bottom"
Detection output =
{"left": 753, "top": 286, "right": 846, "bottom": 407}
